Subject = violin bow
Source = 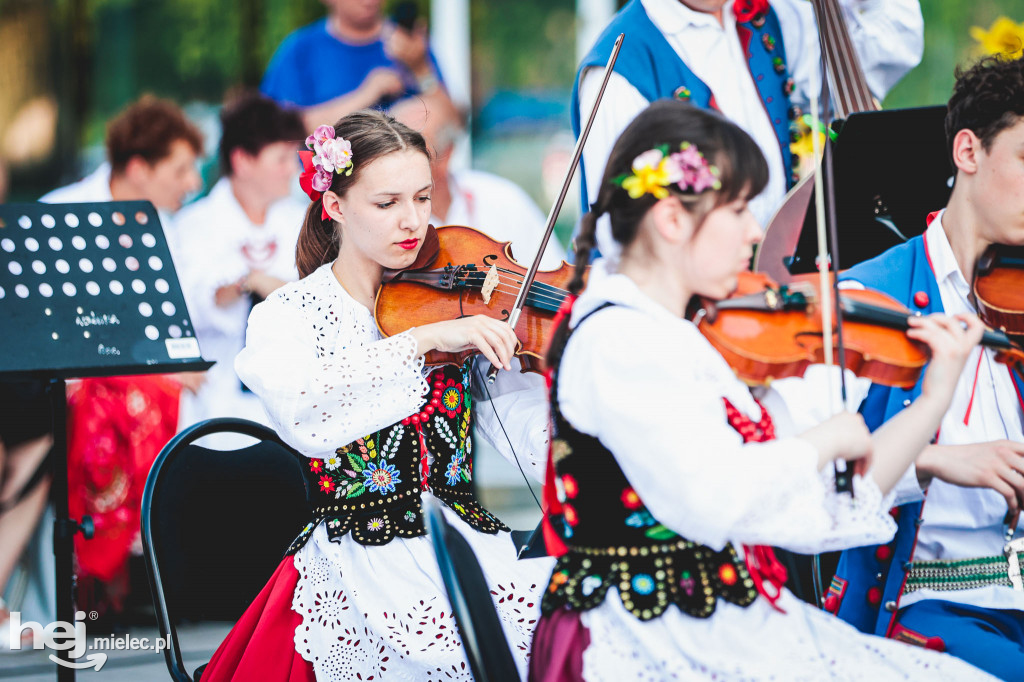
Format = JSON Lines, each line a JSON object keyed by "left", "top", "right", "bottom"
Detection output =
{"left": 808, "top": 84, "right": 855, "bottom": 497}
{"left": 486, "top": 33, "right": 625, "bottom": 383}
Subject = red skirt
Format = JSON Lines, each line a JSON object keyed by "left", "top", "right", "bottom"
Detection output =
{"left": 203, "top": 556, "right": 316, "bottom": 682}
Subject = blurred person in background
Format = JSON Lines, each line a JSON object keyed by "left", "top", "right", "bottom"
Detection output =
{"left": 39, "top": 95, "right": 204, "bottom": 619}
{"left": 573, "top": 0, "right": 924, "bottom": 259}
{"left": 261, "top": 0, "right": 453, "bottom": 131}
{"left": 175, "top": 92, "right": 306, "bottom": 441}
{"left": 0, "top": 385, "right": 52, "bottom": 651}
{"left": 391, "top": 97, "right": 568, "bottom": 269}
{"left": 0, "top": 157, "right": 54, "bottom": 649}
{"left": 41, "top": 95, "right": 203, "bottom": 238}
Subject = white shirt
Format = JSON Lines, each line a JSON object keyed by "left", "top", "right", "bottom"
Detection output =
{"left": 173, "top": 177, "right": 305, "bottom": 433}
{"left": 578, "top": 0, "right": 924, "bottom": 260}
{"left": 433, "top": 168, "right": 567, "bottom": 270}
{"left": 39, "top": 163, "right": 180, "bottom": 254}
{"left": 39, "top": 164, "right": 113, "bottom": 204}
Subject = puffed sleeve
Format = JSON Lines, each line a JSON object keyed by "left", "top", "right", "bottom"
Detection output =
{"left": 773, "top": 0, "right": 923, "bottom": 104}
{"left": 470, "top": 358, "right": 550, "bottom": 482}
{"left": 235, "top": 293, "right": 428, "bottom": 458}
{"left": 558, "top": 307, "right": 895, "bottom": 553}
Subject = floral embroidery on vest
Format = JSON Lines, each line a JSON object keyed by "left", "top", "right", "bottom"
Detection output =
{"left": 286, "top": 363, "right": 508, "bottom": 553}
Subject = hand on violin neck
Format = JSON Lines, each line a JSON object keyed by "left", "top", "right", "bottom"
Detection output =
{"left": 908, "top": 313, "right": 985, "bottom": 407}
{"left": 410, "top": 315, "right": 516, "bottom": 371}
{"left": 799, "top": 411, "right": 873, "bottom": 473}
{"left": 917, "top": 441, "right": 1024, "bottom": 519}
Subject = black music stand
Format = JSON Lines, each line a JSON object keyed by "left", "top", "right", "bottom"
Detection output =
{"left": 785, "top": 105, "right": 953, "bottom": 273}
{"left": 0, "top": 201, "right": 212, "bottom": 680}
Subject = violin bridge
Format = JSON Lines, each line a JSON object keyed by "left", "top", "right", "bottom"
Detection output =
{"left": 480, "top": 264, "right": 499, "bottom": 304}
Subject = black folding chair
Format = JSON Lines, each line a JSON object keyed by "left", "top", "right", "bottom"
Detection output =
{"left": 423, "top": 496, "right": 520, "bottom": 682}
{"left": 141, "top": 418, "right": 310, "bottom": 682}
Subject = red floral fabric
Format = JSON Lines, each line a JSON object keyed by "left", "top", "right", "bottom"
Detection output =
{"left": 67, "top": 375, "right": 181, "bottom": 614}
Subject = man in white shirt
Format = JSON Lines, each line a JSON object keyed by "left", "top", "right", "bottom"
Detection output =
{"left": 174, "top": 93, "right": 307, "bottom": 436}
{"left": 41, "top": 95, "right": 204, "bottom": 238}
{"left": 573, "top": 0, "right": 923, "bottom": 259}
{"left": 390, "top": 98, "right": 567, "bottom": 270}
{"left": 770, "top": 55, "right": 1024, "bottom": 678}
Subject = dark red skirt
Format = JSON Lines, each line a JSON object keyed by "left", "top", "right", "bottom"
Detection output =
{"left": 202, "top": 556, "right": 316, "bottom": 682}
{"left": 528, "top": 607, "right": 591, "bottom": 682}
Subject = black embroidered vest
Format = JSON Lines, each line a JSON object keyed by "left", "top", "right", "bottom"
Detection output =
{"left": 287, "top": 363, "right": 509, "bottom": 553}
{"left": 543, "top": 304, "right": 759, "bottom": 621}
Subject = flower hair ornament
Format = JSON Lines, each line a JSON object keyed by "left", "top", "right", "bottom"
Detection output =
{"left": 612, "top": 142, "right": 721, "bottom": 200}
{"left": 298, "top": 124, "right": 354, "bottom": 221}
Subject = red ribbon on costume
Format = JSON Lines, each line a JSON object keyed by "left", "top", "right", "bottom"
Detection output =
{"left": 541, "top": 294, "right": 578, "bottom": 558}
{"left": 298, "top": 150, "right": 331, "bottom": 222}
{"left": 723, "top": 396, "right": 789, "bottom": 612}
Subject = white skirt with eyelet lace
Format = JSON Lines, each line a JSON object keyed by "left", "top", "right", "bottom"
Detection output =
{"left": 291, "top": 493, "right": 553, "bottom": 682}
{"left": 576, "top": 588, "right": 996, "bottom": 681}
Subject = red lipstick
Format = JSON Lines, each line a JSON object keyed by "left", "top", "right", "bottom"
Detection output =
{"left": 398, "top": 238, "right": 419, "bottom": 250}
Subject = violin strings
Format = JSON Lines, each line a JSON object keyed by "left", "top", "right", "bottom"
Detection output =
{"left": 455, "top": 280, "right": 566, "bottom": 307}
{"left": 452, "top": 273, "right": 568, "bottom": 306}
{"left": 452, "top": 270, "right": 569, "bottom": 299}
{"left": 451, "top": 265, "right": 570, "bottom": 298}
{"left": 450, "top": 267, "right": 571, "bottom": 301}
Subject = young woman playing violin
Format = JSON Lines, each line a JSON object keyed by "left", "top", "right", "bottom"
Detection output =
{"left": 529, "top": 99, "right": 994, "bottom": 681}
{"left": 202, "top": 111, "right": 552, "bottom": 682}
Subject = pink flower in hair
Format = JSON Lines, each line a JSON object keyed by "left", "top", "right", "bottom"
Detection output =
{"left": 311, "top": 168, "right": 333, "bottom": 193}
{"left": 670, "top": 142, "right": 721, "bottom": 193}
{"left": 318, "top": 137, "right": 354, "bottom": 175}
{"left": 307, "top": 125, "right": 336, "bottom": 151}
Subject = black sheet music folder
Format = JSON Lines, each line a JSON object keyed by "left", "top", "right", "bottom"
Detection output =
{"left": 0, "top": 201, "right": 213, "bottom": 379}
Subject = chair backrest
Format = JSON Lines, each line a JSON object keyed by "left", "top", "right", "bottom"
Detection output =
{"left": 142, "top": 418, "right": 310, "bottom": 682}
{"left": 423, "top": 497, "right": 520, "bottom": 682}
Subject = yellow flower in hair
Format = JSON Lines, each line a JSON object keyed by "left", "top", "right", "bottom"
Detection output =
{"left": 970, "top": 16, "right": 1024, "bottom": 59}
{"left": 620, "top": 149, "right": 677, "bottom": 200}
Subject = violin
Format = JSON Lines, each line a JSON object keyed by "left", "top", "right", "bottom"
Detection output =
{"left": 699, "top": 271, "right": 1024, "bottom": 388}
{"left": 375, "top": 224, "right": 577, "bottom": 373}
{"left": 975, "top": 244, "right": 1024, "bottom": 339}
{"left": 376, "top": 34, "right": 623, "bottom": 379}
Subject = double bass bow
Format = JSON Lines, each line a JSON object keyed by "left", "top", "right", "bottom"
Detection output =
{"left": 374, "top": 34, "right": 625, "bottom": 377}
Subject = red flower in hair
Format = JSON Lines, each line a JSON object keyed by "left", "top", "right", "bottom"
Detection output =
{"left": 733, "top": 0, "right": 769, "bottom": 24}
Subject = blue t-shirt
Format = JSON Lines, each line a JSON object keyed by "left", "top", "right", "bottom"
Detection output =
{"left": 261, "top": 19, "right": 440, "bottom": 109}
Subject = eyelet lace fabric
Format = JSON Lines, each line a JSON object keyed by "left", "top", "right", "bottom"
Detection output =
{"left": 292, "top": 511, "right": 548, "bottom": 681}
{"left": 579, "top": 589, "right": 995, "bottom": 681}
{"left": 235, "top": 264, "right": 429, "bottom": 459}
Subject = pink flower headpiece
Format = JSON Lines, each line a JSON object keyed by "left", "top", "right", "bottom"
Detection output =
{"left": 298, "top": 124, "right": 354, "bottom": 220}
{"left": 611, "top": 142, "right": 721, "bottom": 201}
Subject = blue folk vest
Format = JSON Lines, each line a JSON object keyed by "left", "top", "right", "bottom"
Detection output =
{"left": 828, "top": 232, "right": 1024, "bottom": 638}
{"left": 570, "top": 0, "right": 797, "bottom": 215}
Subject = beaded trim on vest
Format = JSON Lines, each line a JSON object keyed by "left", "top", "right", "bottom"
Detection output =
{"left": 286, "top": 363, "right": 509, "bottom": 553}
{"left": 542, "top": 304, "right": 758, "bottom": 621}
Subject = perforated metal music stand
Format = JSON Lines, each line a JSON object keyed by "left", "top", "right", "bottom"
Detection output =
{"left": 0, "top": 201, "right": 212, "bottom": 680}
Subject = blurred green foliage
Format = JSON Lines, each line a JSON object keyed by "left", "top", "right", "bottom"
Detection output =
{"left": 884, "top": 0, "right": 1024, "bottom": 108}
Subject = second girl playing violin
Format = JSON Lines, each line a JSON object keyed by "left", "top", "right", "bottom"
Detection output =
{"left": 202, "top": 111, "right": 552, "bottom": 682}
{"left": 529, "top": 100, "right": 995, "bottom": 680}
